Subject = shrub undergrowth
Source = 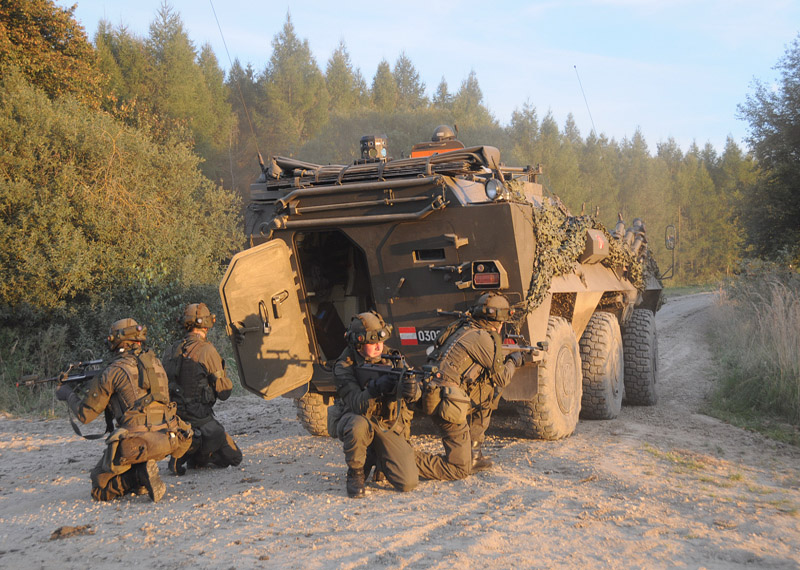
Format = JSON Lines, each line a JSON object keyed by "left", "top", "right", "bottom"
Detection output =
{"left": 0, "top": 278, "right": 241, "bottom": 417}
{"left": 708, "top": 259, "right": 800, "bottom": 443}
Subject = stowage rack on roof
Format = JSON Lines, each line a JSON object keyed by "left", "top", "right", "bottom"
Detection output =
{"left": 259, "top": 146, "right": 501, "bottom": 193}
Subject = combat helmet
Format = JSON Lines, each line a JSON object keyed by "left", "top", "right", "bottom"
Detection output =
{"left": 181, "top": 302, "right": 216, "bottom": 330}
{"left": 471, "top": 292, "right": 514, "bottom": 322}
{"left": 431, "top": 125, "right": 456, "bottom": 142}
{"left": 346, "top": 311, "right": 393, "bottom": 347}
{"left": 107, "top": 318, "right": 147, "bottom": 351}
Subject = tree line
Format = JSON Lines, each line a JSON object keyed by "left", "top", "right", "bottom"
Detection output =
{"left": 1, "top": 0, "right": 798, "bottom": 320}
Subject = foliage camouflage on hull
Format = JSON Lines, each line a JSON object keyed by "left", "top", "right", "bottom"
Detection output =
{"left": 509, "top": 184, "right": 658, "bottom": 322}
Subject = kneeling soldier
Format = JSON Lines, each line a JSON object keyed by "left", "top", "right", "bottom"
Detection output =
{"left": 163, "top": 303, "right": 242, "bottom": 474}
{"left": 56, "top": 318, "right": 192, "bottom": 502}
{"left": 415, "top": 293, "right": 523, "bottom": 480}
{"left": 328, "top": 311, "right": 421, "bottom": 498}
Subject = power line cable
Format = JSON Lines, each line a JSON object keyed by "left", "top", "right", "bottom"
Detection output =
{"left": 574, "top": 65, "right": 597, "bottom": 138}
{"left": 209, "top": 0, "right": 263, "bottom": 169}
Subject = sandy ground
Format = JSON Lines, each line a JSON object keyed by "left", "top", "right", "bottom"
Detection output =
{"left": 1, "top": 292, "right": 799, "bottom": 569}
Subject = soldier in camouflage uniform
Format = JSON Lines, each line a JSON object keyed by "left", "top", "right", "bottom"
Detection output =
{"left": 56, "top": 318, "right": 193, "bottom": 502}
{"left": 328, "top": 311, "right": 422, "bottom": 498}
{"left": 163, "top": 303, "right": 242, "bottom": 475}
{"left": 415, "top": 293, "right": 524, "bottom": 480}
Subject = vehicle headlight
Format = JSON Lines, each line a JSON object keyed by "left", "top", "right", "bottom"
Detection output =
{"left": 485, "top": 179, "right": 502, "bottom": 200}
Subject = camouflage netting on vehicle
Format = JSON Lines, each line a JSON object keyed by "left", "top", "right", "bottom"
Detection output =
{"left": 508, "top": 185, "right": 656, "bottom": 325}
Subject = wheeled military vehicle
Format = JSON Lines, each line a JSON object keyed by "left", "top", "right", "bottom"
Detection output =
{"left": 219, "top": 128, "right": 667, "bottom": 440}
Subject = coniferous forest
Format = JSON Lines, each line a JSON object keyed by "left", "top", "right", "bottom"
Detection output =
{"left": 1, "top": 0, "right": 798, "bottom": 416}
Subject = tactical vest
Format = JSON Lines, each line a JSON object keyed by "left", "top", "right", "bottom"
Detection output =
{"left": 107, "top": 349, "right": 171, "bottom": 428}
{"left": 429, "top": 320, "right": 505, "bottom": 386}
{"left": 165, "top": 336, "right": 217, "bottom": 421}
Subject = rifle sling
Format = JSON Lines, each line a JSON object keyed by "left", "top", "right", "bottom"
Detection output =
{"left": 67, "top": 408, "right": 109, "bottom": 440}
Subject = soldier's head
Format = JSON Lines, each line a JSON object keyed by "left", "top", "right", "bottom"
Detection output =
{"left": 431, "top": 124, "right": 456, "bottom": 142}
{"left": 181, "top": 302, "right": 216, "bottom": 332}
{"left": 107, "top": 318, "right": 147, "bottom": 352}
{"left": 471, "top": 292, "right": 514, "bottom": 330}
{"left": 346, "top": 311, "right": 392, "bottom": 359}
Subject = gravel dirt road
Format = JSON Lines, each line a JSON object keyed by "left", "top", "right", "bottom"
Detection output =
{"left": 1, "top": 292, "right": 798, "bottom": 569}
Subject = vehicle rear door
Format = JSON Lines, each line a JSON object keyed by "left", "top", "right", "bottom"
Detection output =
{"left": 219, "top": 239, "right": 313, "bottom": 399}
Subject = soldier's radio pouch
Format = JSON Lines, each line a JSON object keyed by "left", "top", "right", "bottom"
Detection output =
{"left": 420, "top": 380, "right": 442, "bottom": 416}
{"left": 438, "top": 385, "right": 470, "bottom": 424}
{"left": 421, "top": 379, "right": 470, "bottom": 424}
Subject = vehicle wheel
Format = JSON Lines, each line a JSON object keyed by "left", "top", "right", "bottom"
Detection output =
{"left": 294, "top": 392, "right": 331, "bottom": 436}
{"left": 515, "top": 316, "right": 582, "bottom": 440}
{"left": 579, "top": 312, "right": 624, "bottom": 420}
{"left": 622, "top": 308, "right": 658, "bottom": 406}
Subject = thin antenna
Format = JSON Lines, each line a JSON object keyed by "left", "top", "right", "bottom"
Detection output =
{"left": 574, "top": 65, "right": 597, "bottom": 138}
{"left": 209, "top": 0, "right": 263, "bottom": 167}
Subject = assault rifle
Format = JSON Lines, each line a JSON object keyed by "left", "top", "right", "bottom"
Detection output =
{"left": 433, "top": 313, "right": 548, "bottom": 359}
{"left": 502, "top": 335, "right": 548, "bottom": 360}
{"left": 355, "top": 355, "right": 439, "bottom": 432}
{"left": 355, "top": 354, "right": 438, "bottom": 392}
{"left": 17, "top": 359, "right": 109, "bottom": 440}
{"left": 16, "top": 359, "right": 104, "bottom": 388}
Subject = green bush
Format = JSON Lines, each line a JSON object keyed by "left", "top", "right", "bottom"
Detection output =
{"left": 0, "top": 68, "right": 242, "bottom": 310}
{"left": 0, "top": 69, "right": 244, "bottom": 415}
{"left": 708, "top": 260, "right": 800, "bottom": 430}
{"left": 0, "top": 280, "right": 243, "bottom": 416}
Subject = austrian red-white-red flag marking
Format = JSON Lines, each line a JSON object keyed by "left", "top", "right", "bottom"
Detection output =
{"left": 398, "top": 327, "right": 418, "bottom": 345}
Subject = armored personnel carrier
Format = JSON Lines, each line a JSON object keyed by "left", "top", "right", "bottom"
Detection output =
{"left": 219, "top": 128, "right": 667, "bottom": 440}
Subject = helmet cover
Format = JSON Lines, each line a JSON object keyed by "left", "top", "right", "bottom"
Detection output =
{"left": 182, "top": 302, "right": 216, "bottom": 330}
{"left": 346, "top": 311, "right": 393, "bottom": 346}
{"left": 471, "top": 292, "right": 514, "bottom": 322}
{"left": 107, "top": 317, "right": 147, "bottom": 350}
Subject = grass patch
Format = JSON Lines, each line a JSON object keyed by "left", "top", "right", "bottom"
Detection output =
{"left": 643, "top": 443, "right": 707, "bottom": 471}
{"left": 706, "top": 261, "right": 800, "bottom": 445}
{"left": 701, "top": 406, "right": 800, "bottom": 447}
{"left": 745, "top": 483, "right": 775, "bottom": 495}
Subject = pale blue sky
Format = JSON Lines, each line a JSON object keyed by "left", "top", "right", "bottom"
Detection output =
{"left": 58, "top": 0, "right": 799, "bottom": 154}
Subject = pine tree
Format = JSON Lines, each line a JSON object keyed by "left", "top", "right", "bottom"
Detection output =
{"left": 259, "top": 14, "right": 329, "bottom": 153}
{"left": 451, "top": 70, "right": 494, "bottom": 128}
{"left": 325, "top": 40, "right": 360, "bottom": 115}
{"left": 507, "top": 101, "right": 539, "bottom": 165}
{"left": 196, "top": 43, "right": 235, "bottom": 183}
{"left": 433, "top": 77, "right": 452, "bottom": 109}
{"left": 372, "top": 59, "right": 397, "bottom": 112}
{"left": 393, "top": 52, "right": 427, "bottom": 110}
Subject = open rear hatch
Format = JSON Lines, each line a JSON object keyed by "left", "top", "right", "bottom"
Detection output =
{"left": 219, "top": 239, "right": 313, "bottom": 399}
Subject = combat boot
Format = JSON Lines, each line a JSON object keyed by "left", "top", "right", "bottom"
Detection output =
{"left": 346, "top": 467, "right": 366, "bottom": 498}
{"left": 363, "top": 448, "right": 386, "bottom": 483}
{"left": 471, "top": 441, "right": 493, "bottom": 473}
{"left": 138, "top": 460, "right": 166, "bottom": 502}
{"left": 169, "top": 455, "right": 187, "bottom": 476}
{"left": 363, "top": 447, "right": 376, "bottom": 481}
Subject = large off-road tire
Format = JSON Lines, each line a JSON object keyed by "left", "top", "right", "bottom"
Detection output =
{"left": 579, "top": 311, "right": 625, "bottom": 420}
{"left": 294, "top": 392, "right": 331, "bottom": 436}
{"left": 515, "top": 316, "right": 582, "bottom": 440}
{"left": 622, "top": 308, "right": 658, "bottom": 406}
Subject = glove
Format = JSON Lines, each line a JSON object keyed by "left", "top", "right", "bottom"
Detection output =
{"left": 367, "top": 374, "right": 395, "bottom": 398}
{"left": 401, "top": 377, "right": 421, "bottom": 403}
{"left": 505, "top": 351, "right": 524, "bottom": 368}
{"left": 55, "top": 384, "right": 73, "bottom": 402}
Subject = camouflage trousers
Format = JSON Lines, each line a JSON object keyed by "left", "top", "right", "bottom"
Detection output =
{"left": 414, "top": 381, "right": 501, "bottom": 481}
{"left": 89, "top": 425, "right": 190, "bottom": 501}
{"left": 183, "top": 417, "right": 243, "bottom": 469}
{"left": 336, "top": 412, "right": 418, "bottom": 492}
